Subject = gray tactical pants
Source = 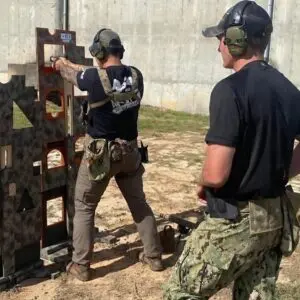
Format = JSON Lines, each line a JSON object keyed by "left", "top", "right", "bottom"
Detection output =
{"left": 72, "top": 143, "right": 162, "bottom": 266}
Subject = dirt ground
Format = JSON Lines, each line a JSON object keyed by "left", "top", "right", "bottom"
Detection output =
{"left": 2, "top": 131, "right": 300, "bottom": 300}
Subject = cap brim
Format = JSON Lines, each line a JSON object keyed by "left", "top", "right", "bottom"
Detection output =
{"left": 202, "top": 25, "right": 224, "bottom": 37}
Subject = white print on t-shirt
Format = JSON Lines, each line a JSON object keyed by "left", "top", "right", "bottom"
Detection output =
{"left": 110, "top": 76, "right": 140, "bottom": 114}
{"left": 113, "top": 76, "right": 132, "bottom": 92}
{"left": 80, "top": 70, "right": 86, "bottom": 79}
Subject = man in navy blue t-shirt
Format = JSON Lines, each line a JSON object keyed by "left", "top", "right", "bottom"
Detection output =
{"left": 54, "top": 28, "right": 163, "bottom": 281}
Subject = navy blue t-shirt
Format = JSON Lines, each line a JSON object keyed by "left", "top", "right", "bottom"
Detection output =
{"left": 77, "top": 65, "right": 143, "bottom": 141}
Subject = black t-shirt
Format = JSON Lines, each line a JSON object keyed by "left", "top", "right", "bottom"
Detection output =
{"left": 77, "top": 65, "right": 143, "bottom": 141}
{"left": 206, "top": 60, "right": 300, "bottom": 199}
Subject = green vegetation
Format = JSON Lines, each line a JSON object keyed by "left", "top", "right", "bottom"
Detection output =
{"left": 46, "top": 100, "right": 63, "bottom": 114}
{"left": 13, "top": 102, "right": 33, "bottom": 129}
{"left": 13, "top": 103, "right": 209, "bottom": 133}
{"left": 138, "top": 105, "right": 209, "bottom": 134}
{"left": 13, "top": 101, "right": 63, "bottom": 129}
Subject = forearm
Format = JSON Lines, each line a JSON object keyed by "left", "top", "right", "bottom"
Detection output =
{"left": 66, "top": 61, "right": 86, "bottom": 72}
{"left": 199, "top": 164, "right": 226, "bottom": 189}
{"left": 289, "top": 142, "right": 300, "bottom": 179}
{"left": 198, "top": 144, "right": 231, "bottom": 188}
{"left": 58, "top": 63, "right": 79, "bottom": 87}
{"left": 199, "top": 171, "right": 226, "bottom": 188}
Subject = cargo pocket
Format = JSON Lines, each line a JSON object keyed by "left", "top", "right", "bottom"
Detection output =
{"left": 85, "top": 137, "right": 110, "bottom": 181}
{"left": 249, "top": 197, "right": 282, "bottom": 235}
{"left": 178, "top": 239, "right": 235, "bottom": 296}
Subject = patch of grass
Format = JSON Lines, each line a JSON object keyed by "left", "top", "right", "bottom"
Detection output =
{"left": 184, "top": 153, "right": 203, "bottom": 166}
{"left": 13, "top": 102, "right": 33, "bottom": 129}
{"left": 13, "top": 101, "right": 61, "bottom": 129}
{"left": 46, "top": 100, "right": 62, "bottom": 114}
{"left": 138, "top": 105, "right": 209, "bottom": 134}
{"left": 13, "top": 104, "right": 209, "bottom": 134}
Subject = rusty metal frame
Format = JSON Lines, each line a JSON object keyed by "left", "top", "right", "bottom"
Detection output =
{"left": 0, "top": 27, "right": 92, "bottom": 290}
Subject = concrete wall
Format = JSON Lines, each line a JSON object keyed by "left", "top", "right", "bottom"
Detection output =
{"left": 0, "top": 0, "right": 58, "bottom": 82}
{"left": 0, "top": 0, "right": 299, "bottom": 114}
{"left": 271, "top": 0, "right": 300, "bottom": 87}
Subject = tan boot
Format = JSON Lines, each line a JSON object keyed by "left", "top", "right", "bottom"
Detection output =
{"left": 66, "top": 261, "right": 92, "bottom": 281}
{"left": 138, "top": 252, "right": 164, "bottom": 272}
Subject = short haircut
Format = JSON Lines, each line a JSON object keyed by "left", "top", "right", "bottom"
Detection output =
{"left": 248, "top": 35, "right": 271, "bottom": 54}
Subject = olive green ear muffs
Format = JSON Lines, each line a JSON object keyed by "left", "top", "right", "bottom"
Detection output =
{"left": 89, "top": 28, "right": 108, "bottom": 60}
{"left": 89, "top": 28, "right": 125, "bottom": 60}
{"left": 224, "top": 25, "right": 248, "bottom": 57}
{"left": 202, "top": 1, "right": 273, "bottom": 57}
{"left": 223, "top": 1, "right": 253, "bottom": 57}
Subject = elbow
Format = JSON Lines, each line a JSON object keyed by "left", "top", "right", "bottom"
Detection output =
{"left": 202, "top": 171, "right": 229, "bottom": 188}
{"left": 207, "top": 178, "right": 227, "bottom": 188}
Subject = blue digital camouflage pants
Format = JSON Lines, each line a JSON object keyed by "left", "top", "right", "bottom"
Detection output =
{"left": 163, "top": 209, "right": 282, "bottom": 300}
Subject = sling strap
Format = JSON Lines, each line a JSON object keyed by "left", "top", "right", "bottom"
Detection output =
{"left": 88, "top": 67, "right": 140, "bottom": 110}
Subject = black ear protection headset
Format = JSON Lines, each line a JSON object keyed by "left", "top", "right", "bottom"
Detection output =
{"left": 224, "top": 1, "right": 253, "bottom": 57}
{"left": 89, "top": 28, "right": 125, "bottom": 60}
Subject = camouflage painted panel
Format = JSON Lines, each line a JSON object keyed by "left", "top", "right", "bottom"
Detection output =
{"left": 12, "top": 82, "right": 37, "bottom": 125}
{"left": 30, "top": 99, "right": 44, "bottom": 177}
{"left": 65, "top": 44, "right": 93, "bottom": 67}
{"left": 39, "top": 71, "right": 63, "bottom": 89}
{"left": 0, "top": 169, "right": 14, "bottom": 187}
{"left": 66, "top": 136, "right": 75, "bottom": 163}
{"left": 12, "top": 178, "right": 41, "bottom": 212}
{"left": 73, "top": 96, "right": 88, "bottom": 136}
{"left": 14, "top": 206, "right": 42, "bottom": 250}
{"left": 43, "top": 119, "right": 66, "bottom": 143}
{"left": 0, "top": 77, "right": 17, "bottom": 136}
{"left": 0, "top": 75, "right": 44, "bottom": 276}
{"left": 12, "top": 130, "right": 35, "bottom": 178}
{"left": 2, "top": 195, "right": 16, "bottom": 276}
{"left": 42, "top": 167, "right": 67, "bottom": 191}
{"left": 0, "top": 27, "right": 96, "bottom": 278}
{"left": 0, "top": 182, "right": 3, "bottom": 256}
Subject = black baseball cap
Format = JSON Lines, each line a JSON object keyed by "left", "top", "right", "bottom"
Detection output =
{"left": 202, "top": 0, "right": 273, "bottom": 38}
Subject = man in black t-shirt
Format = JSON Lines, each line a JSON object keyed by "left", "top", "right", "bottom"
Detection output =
{"left": 54, "top": 29, "right": 163, "bottom": 281}
{"left": 164, "top": 1, "right": 300, "bottom": 299}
